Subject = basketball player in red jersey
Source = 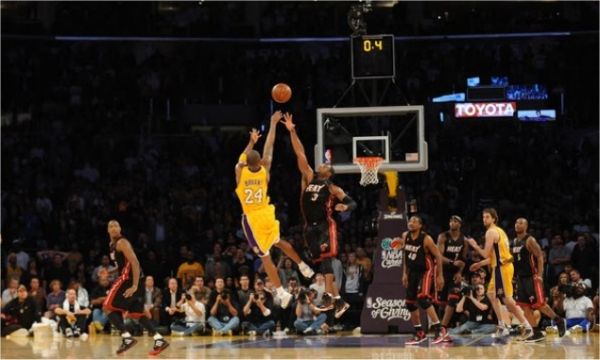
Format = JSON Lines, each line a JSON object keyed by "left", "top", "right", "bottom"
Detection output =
{"left": 103, "top": 220, "right": 169, "bottom": 355}
{"left": 399, "top": 215, "right": 445, "bottom": 345}
{"left": 281, "top": 113, "right": 357, "bottom": 319}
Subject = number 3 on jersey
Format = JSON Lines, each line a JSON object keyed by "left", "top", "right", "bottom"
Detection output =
{"left": 244, "top": 188, "right": 263, "bottom": 204}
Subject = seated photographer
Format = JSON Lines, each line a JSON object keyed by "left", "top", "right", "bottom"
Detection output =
{"left": 207, "top": 278, "right": 240, "bottom": 335}
{"left": 54, "top": 288, "right": 91, "bottom": 338}
{"left": 170, "top": 293, "right": 206, "bottom": 336}
{"left": 242, "top": 278, "right": 275, "bottom": 336}
{"left": 293, "top": 289, "right": 333, "bottom": 335}
{"left": 555, "top": 283, "right": 594, "bottom": 332}
{"left": 1, "top": 285, "right": 40, "bottom": 337}
{"left": 449, "top": 284, "right": 496, "bottom": 335}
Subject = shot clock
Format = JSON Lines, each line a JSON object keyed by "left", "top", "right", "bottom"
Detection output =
{"left": 351, "top": 34, "right": 395, "bottom": 79}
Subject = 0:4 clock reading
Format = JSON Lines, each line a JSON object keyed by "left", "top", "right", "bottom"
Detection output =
{"left": 363, "top": 39, "right": 383, "bottom": 52}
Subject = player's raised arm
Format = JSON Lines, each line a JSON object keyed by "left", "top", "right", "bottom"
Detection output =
{"left": 235, "top": 128, "right": 261, "bottom": 184}
{"left": 281, "top": 112, "right": 314, "bottom": 184}
{"left": 261, "top": 111, "right": 282, "bottom": 172}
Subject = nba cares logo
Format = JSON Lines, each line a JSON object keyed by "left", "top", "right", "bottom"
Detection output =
{"left": 381, "top": 237, "right": 402, "bottom": 250}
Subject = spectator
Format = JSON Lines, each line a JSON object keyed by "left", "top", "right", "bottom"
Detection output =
{"left": 171, "top": 293, "right": 206, "bottom": 336}
{"left": 21, "top": 259, "right": 43, "bottom": 289}
{"left": 176, "top": 251, "right": 205, "bottom": 290}
{"left": 1, "top": 278, "right": 19, "bottom": 306}
{"left": 207, "top": 278, "right": 240, "bottom": 335}
{"left": 278, "top": 257, "right": 299, "bottom": 287}
{"left": 205, "top": 258, "right": 232, "bottom": 281}
{"left": 91, "top": 255, "right": 118, "bottom": 283}
{"left": 1, "top": 285, "right": 40, "bottom": 337}
{"left": 69, "top": 280, "right": 89, "bottom": 308}
{"left": 548, "top": 235, "right": 571, "bottom": 283}
{"left": 45, "top": 280, "right": 65, "bottom": 318}
{"left": 293, "top": 289, "right": 331, "bottom": 335}
{"left": 89, "top": 276, "right": 111, "bottom": 332}
{"left": 330, "top": 256, "right": 344, "bottom": 292}
{"left": 5, "top": 254, "right": 24, "bottom": 284}
{"left": 28, "top": 277, "right": 46, "bottom": 312}
{"left": 355, "top": 247, "right": 372, "bottom": 278}
{"left": 231, "top": 248, "right": 252, "bottom": 281}
{"left": 556, "top": 283, "right": 594, "bottom": 332}
{"left": 569, "top": 269, "right": 592, "bottom": 290}
{"left": 309, "top": 273, "right": 326, "bottom": 306}
{"left": 11, "top": 241, "right": 30, "bottom": 271}
{"left": 143, "top": 276, "right": 162, "bottom": 324}
{"left": 449, "top": 284, "right": 496, "bottom": 335}
{"left": 189, "top": 276, "right": 211, "bottom": 301}
{"left": 161, "top": 278, "right": 183, "bottom": 327}
{"left": 54, "top": 288, "right": 91, "bottom": 338}
{"left": 341, "top": 253, "right": 367, "bottom": 328}
{"left": 44, "top": 254, "right": 70, "bottom": 289}
{"left": 242, "top": 278, "right": 275, "bottom": 336}
{"left": 570, "top": 234, "right": 598, "bottom": 284}
{"left": 237, "top": 275, "right": 252, "bottom": 307}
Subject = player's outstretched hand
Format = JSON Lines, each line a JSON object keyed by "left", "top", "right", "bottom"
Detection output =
{"left": 249, "top": 128, "right": 261, "bottom": 144}
{"left": 281, "top": 112, "right": 295, "bottom": 131}
{"left": 270, "top": 110, "right": 283, "bottom": 125}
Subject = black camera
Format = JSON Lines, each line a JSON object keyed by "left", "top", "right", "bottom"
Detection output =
{"left": 461, "top": 286, "right": 474, "bottom": 296}
{"left": 559, "top": 284, "right": 575, "bottom": 297}
{"left": 253, "top": 293, "right": 260, "bottom": 301}
{"left": 221, "top": 290, "right": 230, "bottom": 301}
{"left": 185, "top": 293, "right": 193, "bottom": 301}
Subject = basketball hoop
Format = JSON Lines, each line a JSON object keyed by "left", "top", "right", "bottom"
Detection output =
{"left": 354, "top": 157, "right": 384, "bottom": 186}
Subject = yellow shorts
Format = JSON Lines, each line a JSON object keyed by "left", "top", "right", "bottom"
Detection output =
{"left": 241, "top": 205, "right": 280, "bottom": 257}
{"left": 488, "top": 262, "right": 514, "bottom": 298}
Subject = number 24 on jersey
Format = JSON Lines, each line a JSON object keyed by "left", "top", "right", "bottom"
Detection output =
{"left": 244, "top": 188, "right": 263, "bottom": 204}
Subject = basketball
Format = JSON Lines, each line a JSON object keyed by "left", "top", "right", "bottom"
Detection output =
{"left": 271, "top": 83, "right": 292, "bottom": 103}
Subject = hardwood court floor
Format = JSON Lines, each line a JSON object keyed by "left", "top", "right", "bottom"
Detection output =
{"left": 1, "top": 331, "right": 598, "bottom": 359}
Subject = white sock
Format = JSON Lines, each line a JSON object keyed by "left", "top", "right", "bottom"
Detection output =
{"left": 121, "top": 332, "right": 132, "bottom": 338}
{"left": 334, "top": 295, "right": 341, "bottom": 300}
{"left": 299, "top": 261, "right": 308, "bottom": 268}
{"left": 153, "top": 333, "right": 163, "bottom": 340}
{"left": 276, "top": 286, "right": 286, "bottom": 296}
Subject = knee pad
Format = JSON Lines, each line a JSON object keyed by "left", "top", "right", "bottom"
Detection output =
{"left": 418, "top": 297, "right": 431, "bottom": 309}
{"left": 406, "top": 301, "right": 418, "bottom": 312}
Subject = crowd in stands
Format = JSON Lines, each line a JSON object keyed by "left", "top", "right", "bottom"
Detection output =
{"left": 1, "top": 2, "right": 598, "bottom": 340}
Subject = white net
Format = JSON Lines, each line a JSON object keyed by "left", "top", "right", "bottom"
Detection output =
{"left": 354, "top": 157, "right": 383, "bottom": 186}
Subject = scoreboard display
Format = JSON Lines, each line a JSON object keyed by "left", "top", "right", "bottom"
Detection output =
{"left": 351, "top": 34, "right": 395, "bottom": 79}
